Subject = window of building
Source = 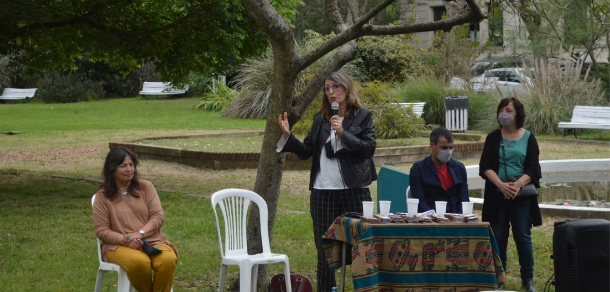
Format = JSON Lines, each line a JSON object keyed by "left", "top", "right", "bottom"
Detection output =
{"left": 432, "top": 6, "right": 447, "bottom": 37}
{"left": 433, "top": 6, "right": 446, "bottom": 22}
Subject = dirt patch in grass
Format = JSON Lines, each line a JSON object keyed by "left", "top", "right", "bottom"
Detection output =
{"left": 0, "top": 146, "right": 106, "bottom": 164}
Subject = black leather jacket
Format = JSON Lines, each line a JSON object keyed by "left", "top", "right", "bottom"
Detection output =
{"left": 282, "top": 107, "right": 377, "bottom": 190}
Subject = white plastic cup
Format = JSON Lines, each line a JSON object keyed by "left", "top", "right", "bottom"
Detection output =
{"left": 435, "top": 201, "right": 447, "bottom": 217}
{"left": 406, "top": 198, "right": 419, "bottom": 217}
{"left": 379, "top": 200, "right": 391, "bottom": 216}
{"left": 362, "top": 201, "right": 374, "bottom": 217}
{"left": 462, "top": 201, "right": 474, "bottom": 215}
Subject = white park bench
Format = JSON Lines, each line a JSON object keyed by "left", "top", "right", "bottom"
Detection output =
{"left": 397, "top": 102, "right": 426, "bottom": 117}
{"left": 0, "top": 88, "right": 37, "bottom": 100}
{"left": 558, "top": 106, "right": 610, "bottom": 138}
{"left": 139, "top": 82, "right": 188, "bottom": 96}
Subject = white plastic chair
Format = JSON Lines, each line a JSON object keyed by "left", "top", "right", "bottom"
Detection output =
{"left": 92, "top": 194, "right": 173, "bottom": 292}
{"left": 92, "top": 194, "right": 134, "bottom": 292}
{"left": 211, "top": 188, "right": 292, "bottom": 292}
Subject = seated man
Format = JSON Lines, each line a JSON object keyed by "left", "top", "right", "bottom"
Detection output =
{"left": 409, "top": 127, "right": 469, "bottom": 214}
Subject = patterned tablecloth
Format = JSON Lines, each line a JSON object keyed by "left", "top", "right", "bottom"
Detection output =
{"left": 322, "top": 216, "right": 507, "bottom": 292}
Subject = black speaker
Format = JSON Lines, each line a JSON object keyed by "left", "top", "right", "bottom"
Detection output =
{"left": 553, "top": 219, "right": 610, "bottom": 292}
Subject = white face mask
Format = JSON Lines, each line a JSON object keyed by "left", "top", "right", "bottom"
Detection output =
{"left": 435, "top": 148, "right": 452, "bottom": 163}
{"left": 498, "top": 112, "right": 515, "bottom": 128}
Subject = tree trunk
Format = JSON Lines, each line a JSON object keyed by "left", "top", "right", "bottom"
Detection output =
{"left": 246, "top": 42, "right": 300, "bottom": 287}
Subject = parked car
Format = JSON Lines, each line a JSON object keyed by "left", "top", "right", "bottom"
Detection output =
{"left": 469, "top": 57, "right": 524, "bottom": 75}
{"left": 450, "top": 68, "right": 532, "bottom": 96}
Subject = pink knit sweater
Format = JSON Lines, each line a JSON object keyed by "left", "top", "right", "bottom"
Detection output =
{"left": 93, "top": 179, "right": 177, "bottom": 262}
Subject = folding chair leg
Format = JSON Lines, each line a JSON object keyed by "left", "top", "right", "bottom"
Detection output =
{"left": 117, "top": 269, "right": 132, "bottom": 292}
{"left": 250, "top": 265, "right": 259, "bottom": 292}
{"left": 283, "top": 261, "right": 292, "bottom": 292}
{"left": 218, "top": 264, "right": 227, "bottom": 292}
{"left": 94, "top": 270, "right": 104, "bottom": 292}
{"left": 239, "top": 264, "right": 253, "bottom": 292}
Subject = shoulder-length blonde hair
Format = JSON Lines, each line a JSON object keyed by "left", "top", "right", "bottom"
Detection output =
{"left": 320, "top": 72, "right": 362, "bottom": 120}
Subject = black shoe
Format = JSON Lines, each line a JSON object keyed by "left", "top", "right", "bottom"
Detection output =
{"left": 497, "top": 283, "right": 504, "bottom": 290}
{"left": 522, "top": 281, "right": 537, "bottom": 292}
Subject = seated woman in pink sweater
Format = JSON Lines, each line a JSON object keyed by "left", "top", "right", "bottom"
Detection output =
{"left": 93, "top": 147, "right": 178, "bottom": 292}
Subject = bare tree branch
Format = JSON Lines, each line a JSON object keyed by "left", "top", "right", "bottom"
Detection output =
{"left": 240, "top": 0, "right": 294, "bottom": 46}
{"left": 298, "top": 0, "right": 485, "bottom": 71}
{"left": 291, "top": 41, "right": 358, "bottom": 120}
{"left": 351, "top": 0, "right": 395, "bottom": 30}
{"left": 360, "top": 12, "right": 483, "bottom": 36}
{"left": 325, "top": 0, "right": 348, "bottom": 33}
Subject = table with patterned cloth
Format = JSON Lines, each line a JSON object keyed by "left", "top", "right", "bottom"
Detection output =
{"left": 322, "top": 216, "right": 507, "bottom": 292}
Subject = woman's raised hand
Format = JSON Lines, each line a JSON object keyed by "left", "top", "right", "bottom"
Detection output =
{"left": 278, "top": 112, "right": 291, "bottom": 138}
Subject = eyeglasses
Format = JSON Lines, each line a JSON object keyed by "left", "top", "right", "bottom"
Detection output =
{"left": 322, "top": 83, "right": 343, "bottom": 93}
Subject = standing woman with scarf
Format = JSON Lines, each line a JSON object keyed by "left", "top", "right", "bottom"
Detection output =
{"left": 479, "top": 97, "right": 542, "bottom": 292}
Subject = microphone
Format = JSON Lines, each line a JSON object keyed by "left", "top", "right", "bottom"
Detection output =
{"left": 331, "top": 102, "right": 339, "bottom": 116}
{"left": 331, "top": 102, "right": 339, "bottom": 135}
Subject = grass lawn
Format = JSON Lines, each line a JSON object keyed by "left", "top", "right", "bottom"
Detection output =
{"left": 1, "top": 97, "right": 609, "bottom": 291}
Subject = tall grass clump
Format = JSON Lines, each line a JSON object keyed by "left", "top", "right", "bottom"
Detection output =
{"left": 223, "top": 30, "right": 340, "bottom": 119}
{"left": 521, "top": 58, "right": 608, "bottom": 135}
{"left": 194, "top": 79, "right": 237, "bottom": 111}
{"left": 221, "top": 50, "right": 274, "bottom": 118}
{"left": 395, "top": 77, "right": 447, "bottom": 125}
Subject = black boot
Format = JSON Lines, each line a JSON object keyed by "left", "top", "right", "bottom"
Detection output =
{"left": 522, "top": 281, "right": 537, "bottom": 292}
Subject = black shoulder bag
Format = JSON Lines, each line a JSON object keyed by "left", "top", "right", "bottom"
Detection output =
{"left": 501, "top": 140, "right": 539, "bottom": 197}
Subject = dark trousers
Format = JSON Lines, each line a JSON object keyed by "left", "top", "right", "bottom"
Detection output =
{"left": 310, "top": 188, "right": 371, "bottom": 292}
{"left": 489, "top": 191, "right": 535, "bottom": 282}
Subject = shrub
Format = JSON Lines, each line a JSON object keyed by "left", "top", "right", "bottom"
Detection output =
{"left": 520, "top": 58, "right": 607, "bottom": 135}
{"left": 596, "top": 63, "right": 609, "bottom": 102}
{"left": 37, "top": 70, "right": 105, "bottom": 103}
{"left": 359, "top": 81, "right": 425, "bottom": 138}
{"left": 292, "top": 81, "right": 425, "bottom": 139}
{"left": 350, "top": 35, "right": 430, "bottom": 83}
{"left": 76, "top": 60, "right": 140, "bottom": 98}
{"left": 186, "top": 73, "right": 212, "bottom": 96}
{"left": 194, "top": 79, "right": 237, "bottom": 112}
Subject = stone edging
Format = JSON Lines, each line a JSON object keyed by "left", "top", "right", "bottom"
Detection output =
{"left": 110, "top": 132, "right": 485, "bottom": 170}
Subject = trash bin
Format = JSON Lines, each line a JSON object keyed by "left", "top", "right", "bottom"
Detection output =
{"left": 444, "top": 96, "right": 469, "bottom": 131}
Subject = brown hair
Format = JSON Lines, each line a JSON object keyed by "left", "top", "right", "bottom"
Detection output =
{"left": 99, "top": 147, "right": 142, "bottom": 201}
{"left": 319, "top": 72, "right": 362, "bottom": 120}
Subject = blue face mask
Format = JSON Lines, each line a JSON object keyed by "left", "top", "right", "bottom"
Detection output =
{"left": 498, "top": 112, "right": 514, "bottom": 128}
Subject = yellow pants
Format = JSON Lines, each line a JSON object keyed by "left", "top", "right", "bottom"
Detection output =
{"left": 107, "top": 244, "right": 177, "bottom": 292}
